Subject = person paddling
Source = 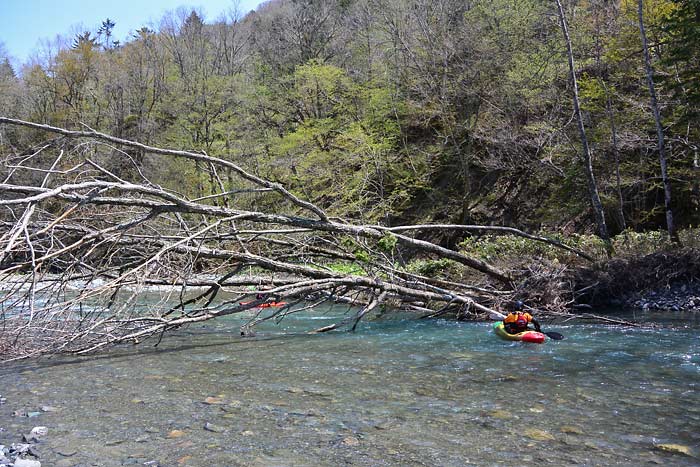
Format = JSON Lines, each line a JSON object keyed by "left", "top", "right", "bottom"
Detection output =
{"left": 503, "top": 300, "right": 541, "bottom": 334}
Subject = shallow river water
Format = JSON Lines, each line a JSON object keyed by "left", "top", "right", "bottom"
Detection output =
{"left": 1, "top": 307, "right": 699, "bottom": 466}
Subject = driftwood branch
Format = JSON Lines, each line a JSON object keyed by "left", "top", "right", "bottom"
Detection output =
{"left": 381, "top": 224, "right": 594, "bottom": 261}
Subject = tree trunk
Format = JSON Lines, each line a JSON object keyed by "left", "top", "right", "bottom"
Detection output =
{"left": 638, "top": 0, "right": 679, "bottom": 243}
{"left": 554, "top": 0, "right": 610, "bottom": 248}
{"left": 603, "top": 82, "right": 626, "bottom": 231}
{"left": 694, "top": 148, "right": 699, "bottom": 215}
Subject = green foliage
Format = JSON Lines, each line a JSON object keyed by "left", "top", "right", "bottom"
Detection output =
{"left": 377, "top": 233, "right": 398, "bottom": 253}
{"left": 612, "top": 228, "right": 700, "bottom": 255}
{"left": 612, "top": 229, "right": 673, "bottom": 255}
{"left": 405, "top": 258, "right": 457, "bottom": 276}
{"left": 259, "top": 60, "right": 403, "bottom": 220}
{"left": 339, "top": 236, "right": 372, "bottom": 263}
{"left": 325, "top": 262, "right": 366, "bottom": 275}
{"left": 578, "top": 74, "right": 607, "bottom": 112}
{"left": 459, "top": 234, "right": 609, "bottom": 262}
{"left": 457, "top": 228, "right": 700, "bottom": 264}
{"left": 662, "top": 0, "right": 700, "bottom": 123}
{"left": 5, "top": 0, "right": 699, "bottom": 233}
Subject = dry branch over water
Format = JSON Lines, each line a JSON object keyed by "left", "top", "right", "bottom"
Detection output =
{"left": 0, "top": 118, "right": 613, "bottom": 360}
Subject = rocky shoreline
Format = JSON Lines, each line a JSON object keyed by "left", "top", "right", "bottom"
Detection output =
{"left": 0, "top": 422, "right": 43, "bottom": 466}
{"left": 623, "top": 280, "right": 700, "bottom": 312}
{"left": 0, "top": 400, "right": 87, "bottom": 467}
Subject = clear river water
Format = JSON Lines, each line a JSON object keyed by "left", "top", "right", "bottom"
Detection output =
{"left": 1, "top": 306, "right": 699, "bottom": 466}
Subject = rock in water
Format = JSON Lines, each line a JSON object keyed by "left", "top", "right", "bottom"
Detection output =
{"left": 21, "top": 434, "right": 41, "bottom": 444}
{"left": 166, "top": 430, "right": 185, "bottom": 439}
{"left": 203, "top": 423, "right": 224, "bottom": 433}
{"left": 14, "top": 459, "right": 41, "bottom": 467}
{"left": 341, "top": 436, "right": 360, "bottom": 447}
{"left": 488, "top": 409, "right": 511, "bottom": 420}
{"left": 560, "top": 425, "right": 584, "bottom": 435}
{"left": 29, "top": 427, "right": 48, "bottom": 437}
{"left": 55, "top": 448, "right": 78, "bottom": 457}
{"left": 524, "top": 428, "right": 555, "bottom": 441}
{"left": 654, "top": 443, "right": 694, "bottom": 457}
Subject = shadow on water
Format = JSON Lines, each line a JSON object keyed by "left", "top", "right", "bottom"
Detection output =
{"left": 0, "top": 331, "right": 322, "bottom": 376}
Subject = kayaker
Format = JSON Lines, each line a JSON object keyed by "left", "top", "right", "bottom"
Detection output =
{"left": 256, "top": 287, "right": 272, "bottom": 300}
{"left": 503, "top": 300, "right": 541, "bottom": 334}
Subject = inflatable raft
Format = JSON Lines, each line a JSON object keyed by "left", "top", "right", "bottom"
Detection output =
{"left": 240, "top": 301, "right": 288, "bottom": 308}
{"left": 257, "top": 302, "right": 287, "bottom": 308}
{"left": 493, "top": 321, "right": 546, "bottom": 344}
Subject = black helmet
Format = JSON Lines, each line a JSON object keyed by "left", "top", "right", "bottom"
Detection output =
{"left": 514, "top": 300, "right": 524, "bottom": 311}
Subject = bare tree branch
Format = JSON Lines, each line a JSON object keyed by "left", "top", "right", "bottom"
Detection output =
{"left": 0, "top": 117, "right": 588, "bottom": 361}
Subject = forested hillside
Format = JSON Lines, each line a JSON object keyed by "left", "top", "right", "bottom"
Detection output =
{"left": 2, "top": 0, "right": 697, "bottom": 238}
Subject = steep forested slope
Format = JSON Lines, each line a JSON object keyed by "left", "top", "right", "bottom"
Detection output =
{"left": 1, "top": 0, "right": 698, "bottom": 237}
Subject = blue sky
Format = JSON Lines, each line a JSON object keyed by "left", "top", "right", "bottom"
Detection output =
{"left": 0, "top": 0, "right": 266, "bottom": 67}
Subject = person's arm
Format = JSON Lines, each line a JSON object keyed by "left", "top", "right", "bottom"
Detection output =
{"left": 532, "top": 318, "right": 541, "bottom": 332}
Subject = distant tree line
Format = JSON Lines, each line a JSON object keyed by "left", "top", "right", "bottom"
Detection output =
{"left": 1, "top": 0, "right": 698, "bottom": 241}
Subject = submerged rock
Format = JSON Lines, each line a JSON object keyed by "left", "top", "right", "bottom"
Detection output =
{"left": 21, "top": 435, "right": 41, "bottom": 444}
{"left": 55, "top": 448, "right": 78, "bottom": 457}
{"left": 176, "top": 455, "right": 192, "bottom": 465}
{"left": 203, "top": 422, "right": 224, "bottom": 433}
{"left": 203, "top": 396, "right": 223, "bottom": 405}
{"left": 524, "top": 428, "right": 555, "bottom": 441}
{"left": 560, "top": 425, "right": 584, "bottom": 435}
{"left": 166, "top": 430, "right": 185, "bottom": 439}
{"left": 341, "top": 436, "right": 361, "bottom": 447}
{"left": 654, "top": 443, "right": 694, "bottom": 457}
{"left": 488, "top": 409, "right": 511, "bottom": 420}
{"left": 105, "top": 439, "right": 126, "bottom": 446}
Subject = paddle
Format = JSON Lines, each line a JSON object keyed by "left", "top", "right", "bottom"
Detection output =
{"left": 523, "top": 304, "right": 564, "bottom": 340}
{"left": 544, "top": 331, "right": 564, "bottom": 340}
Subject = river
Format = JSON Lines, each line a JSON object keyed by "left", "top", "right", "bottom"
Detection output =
{"left": 1, "top": 306, "right": 699, "bottom": 466}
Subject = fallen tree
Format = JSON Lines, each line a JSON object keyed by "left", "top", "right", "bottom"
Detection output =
{"left": 0, "top": 117, "right": 593, "bottom": 361}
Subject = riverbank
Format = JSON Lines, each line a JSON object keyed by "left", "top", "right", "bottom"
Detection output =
{"left": 570, "top": 245, "right": 700, "bottom": 314}
{"left": 624, "top": 280, "right": 700, "bottom": 312}
{"left": 452, "top": 228, "right": 700, "bottom": 318}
